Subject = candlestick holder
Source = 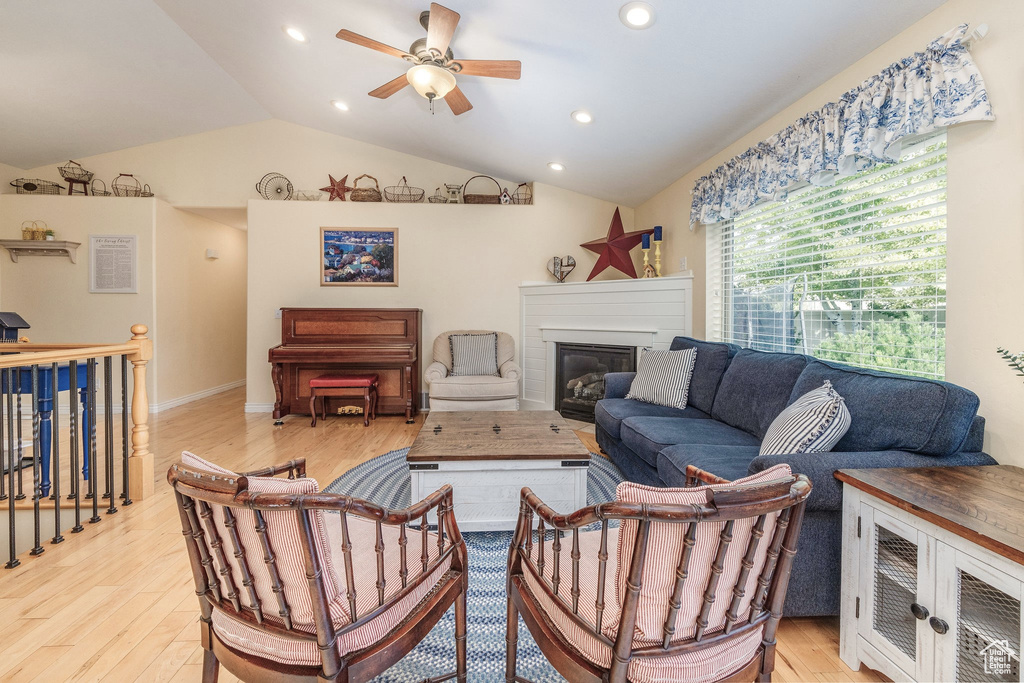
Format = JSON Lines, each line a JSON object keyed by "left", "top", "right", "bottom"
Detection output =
{"left": 641, "top": 247, "right": 654, "bottom": 278}
{"left": 654, "top": 239, "right": 663, "bottom": 277}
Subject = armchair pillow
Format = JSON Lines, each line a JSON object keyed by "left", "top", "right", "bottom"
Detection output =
{"left": 759, "top": 380, "right": 851, "bottom": 456}
{"left": 625, "top": 348, "right": 697, "bottom": 409}
{"left": 449, "top": 332, "right": 499, "bottom": 377}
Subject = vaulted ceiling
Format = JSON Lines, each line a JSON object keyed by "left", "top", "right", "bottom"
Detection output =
{"left": 1, "top": 0, "right": 947, "bottom": 205}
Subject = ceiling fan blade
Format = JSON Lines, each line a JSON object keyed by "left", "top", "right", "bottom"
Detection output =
{"left": 444, "top": 86, "right": 473, "bottom": 115}
{"left": 452, "top": 60, "right": 521, "bottom": 80}
{"left": 426, "top": 3, "right": 460, "bottom": 56}
{"left": 336, "top": 29, "right": 410, "bottom": 60}
{"left": 369, "top": 75, "right": 410, "bottom": 99}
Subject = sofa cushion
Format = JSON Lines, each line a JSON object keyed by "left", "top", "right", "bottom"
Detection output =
{"left": 791, "top": 359, "right": 980, "bottom": 456}
{"left": 656, "top": 444, "right": 761, "bottom": 486}
{"left": 450, "top": 332, "right": 499, "bottom": 376}
{"left": 760, "top": 380, "right": 851, "bottom": 456}
{"left": 669, "top": 336, "right": 740, "bottom": 414}
{"left": 625, "top": 348, "right": 697, "bottom": 409}
{"left": 620, "top": 416, "right": 759, "bottom": 467}
{"left": 711, "top": 350, "right": 809, "bottom": 438}
{"left": 427, "top": 374, "right": 519, "bottom": 400}
{"left": 595, "top": 398, "right": 711, "bottom": 440}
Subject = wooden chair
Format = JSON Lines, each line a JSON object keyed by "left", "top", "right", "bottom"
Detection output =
{"left": 168, "top": 452, "right": 468, "bottom": 683}
{"left": 505, "top": 464, "right": 811, "bottom": 683}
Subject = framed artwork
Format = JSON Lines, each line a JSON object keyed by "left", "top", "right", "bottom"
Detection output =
{"left": 321, "top": 228, "right": 398, "bottom": 286}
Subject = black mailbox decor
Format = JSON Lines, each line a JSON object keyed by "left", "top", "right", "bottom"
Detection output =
{"left": 0, "top": 312, "right": 30, "bottom": 342}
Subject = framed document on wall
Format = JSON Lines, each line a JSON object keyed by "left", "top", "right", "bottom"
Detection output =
{"left": 89, "top": 235, "right": 138, "bottom": 294}
{"left": 321, "top": 228, "right": 398, "bottom": 286}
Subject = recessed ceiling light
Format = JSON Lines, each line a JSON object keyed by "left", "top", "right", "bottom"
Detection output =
{"left": 548, "top": 162, "right": 565, "bottom": 171}
{"left": 284, "top": 26, "right": 307, "bottom": 42}
{"left": 619, "top": 2, "right": 656, "bottom": 29}
{"left": 331, "top": 100, "right": 350, "bottom": 112}
{"left": 571, "top": 110, "right": 593, "bottom": 124}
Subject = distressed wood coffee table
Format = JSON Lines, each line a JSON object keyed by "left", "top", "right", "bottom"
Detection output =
{"left": 407, "top": 411, "right": 591, "bottom": 531}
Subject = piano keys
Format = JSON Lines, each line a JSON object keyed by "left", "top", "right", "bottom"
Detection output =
{"left": 268, "top": 308, "right": 421, "bottom": 423}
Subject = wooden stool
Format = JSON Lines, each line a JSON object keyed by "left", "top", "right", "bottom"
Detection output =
{"left": 309, "top": 373, "right": 378, "bottom": 427}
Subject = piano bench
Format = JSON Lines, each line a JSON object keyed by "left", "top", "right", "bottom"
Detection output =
{"left": 309, "top": 374, "right": 379, "bottom": 428}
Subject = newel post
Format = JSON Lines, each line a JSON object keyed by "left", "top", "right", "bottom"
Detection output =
{"left": 128, "top": 324, "right": 153, "bottom": 500}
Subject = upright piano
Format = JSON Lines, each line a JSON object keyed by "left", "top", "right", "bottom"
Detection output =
{"left": 268, "top": 308, "right": 421, "bottom": 423}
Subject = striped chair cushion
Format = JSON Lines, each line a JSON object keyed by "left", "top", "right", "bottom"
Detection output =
{"left": 626, "top": 348, "right": 697, "bottom": 409}
{"left": 449, "top": 332, "right": 499, "bottom": 376}
{"left": 614, "top": 464, "right": 793, "bottom": 646}
{"left": 760, "top": 380, "right": 851, "bottom": 456}
{"left": 522, "top": 526, "right": 766, "bottom": 683}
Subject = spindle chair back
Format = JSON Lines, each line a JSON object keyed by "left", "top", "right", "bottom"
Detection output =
{"left": 168, "top": 452, "right": 468, "bottom": 683}
{"left": 506, "top": 464, "right": 811, "bottom": 683}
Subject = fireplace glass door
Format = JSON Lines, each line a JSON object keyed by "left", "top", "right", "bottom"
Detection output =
{"left": 555, "top": 343, "right": 636, "bottom": 422}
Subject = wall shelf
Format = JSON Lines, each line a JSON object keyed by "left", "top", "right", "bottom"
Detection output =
{"left": 0, "top": 240, "right": 81, "bottom": 264}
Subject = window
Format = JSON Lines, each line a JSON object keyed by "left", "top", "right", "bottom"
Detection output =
{"left": 706, "top": 132, "right": 946, "bottom": 379}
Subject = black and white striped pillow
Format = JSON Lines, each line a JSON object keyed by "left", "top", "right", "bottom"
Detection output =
{"left": 759, "top": 380, "right": 851, "bottom": 456}
{"left": 625, "top": 348, "right": 697, "bottom": 410}
{"left": 450, "top": 333, "right": 499, "bottom": 377}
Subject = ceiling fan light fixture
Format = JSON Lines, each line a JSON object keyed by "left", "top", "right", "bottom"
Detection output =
{"left": 548, "top": 162, "right": 565, "bottom": 172}
{"left": 619, "top": 2, "right": 656, "bottom": 29}
{"left": 331, "top": 100, "right": 350, "bottom": 112}
{"left": 407, "top": 64, "right": 457, "bottom": 100}
{"left": 571, "top": 110, "right": 593, "bottom": 124}
{"left": 283, "top": 26, "right": 308, "bottom": 42}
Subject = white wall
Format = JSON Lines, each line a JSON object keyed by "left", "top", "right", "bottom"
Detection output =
{"left": 635, "top": 0, "right": 1024, "bottom": 465}
{"left": 245, "top": 185, "right": 634, "bottom": 408}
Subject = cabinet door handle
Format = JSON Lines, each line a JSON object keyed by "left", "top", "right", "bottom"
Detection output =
{"left": 929, "top": 616, "right": 949, "bottom": 635}
{"left": 910, "top": 603, "right": 929, "bottom": 620}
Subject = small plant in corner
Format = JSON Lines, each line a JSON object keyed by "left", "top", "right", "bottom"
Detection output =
{"left": 997, "top": 347, "right": 1024, "bottom": 383}
{"left": 44, "top": 229, "right": 55, "bottom": 241}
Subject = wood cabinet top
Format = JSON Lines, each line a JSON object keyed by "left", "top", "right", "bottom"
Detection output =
{"left": 835, "top": 465, "right": 1024, "bottom": 566}
{"left": 408, "top": 410, "right": 591, "bottom": 462}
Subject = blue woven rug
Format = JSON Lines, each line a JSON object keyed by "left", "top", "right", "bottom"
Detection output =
{"left": 323, "top": 447, "right": 624, "bottom": 682}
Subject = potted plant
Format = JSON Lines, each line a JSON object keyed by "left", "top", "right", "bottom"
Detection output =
{"left": 44, "top": 229, "right": 55, "bottom": 241}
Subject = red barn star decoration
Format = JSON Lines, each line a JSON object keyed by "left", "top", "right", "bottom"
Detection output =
{"left": 321, "top": 174, "right": 353, "bottom": 201}
{"left": 580, "top": 207, "right": 654, "bottom": 280}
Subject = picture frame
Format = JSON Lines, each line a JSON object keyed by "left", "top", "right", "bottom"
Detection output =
{"left": 321, "top": 228, "right": 398, "bottom": 286}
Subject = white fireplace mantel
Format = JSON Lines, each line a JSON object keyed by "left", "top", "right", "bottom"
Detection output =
{"left": 519, "top": 276, "right": 693, "bottom": 411}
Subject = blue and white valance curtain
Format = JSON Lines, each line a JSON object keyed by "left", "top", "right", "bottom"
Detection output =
{"left": 690, "top": 24, "right": 993, "bottom": 226}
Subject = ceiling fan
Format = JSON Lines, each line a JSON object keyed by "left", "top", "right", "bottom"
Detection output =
{"left": 336, "top": 3, "right": 521, "bottom": 115}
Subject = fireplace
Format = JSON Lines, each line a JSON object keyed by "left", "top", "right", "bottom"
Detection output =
{"left": 555, "top": 343, "right": 637, "bottom": 422}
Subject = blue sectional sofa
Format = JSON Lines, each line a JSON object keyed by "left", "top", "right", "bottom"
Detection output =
{"left": 595, "top": 336, "right": 996, "bottom": 617}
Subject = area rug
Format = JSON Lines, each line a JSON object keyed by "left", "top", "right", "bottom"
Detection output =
{"left": 323, "top": 447, "right": 625, "bottom": 682}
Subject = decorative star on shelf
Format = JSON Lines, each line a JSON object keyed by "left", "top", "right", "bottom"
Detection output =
{"left": 580, "top": 207, "right": 654, "bottom": 281}
{"left": 320, "top": 174, "right": 353, "bottom": 201}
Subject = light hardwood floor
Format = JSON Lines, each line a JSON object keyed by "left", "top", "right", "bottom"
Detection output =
{"left": 0, "top": 388, "right": 886, "bottom": 682}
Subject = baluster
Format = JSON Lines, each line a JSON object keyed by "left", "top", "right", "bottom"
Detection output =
{"left": 120, "top": 355, "right": 131, "bottom": 505}
{"left": 595, "top": 519, "right": 609, "bottom": 634}
{"left": 103, "top": 356, "right": 116, "bottom": 514}
{"left": 537, "top": 517, "right": 546, "bottom": 578}
{"left": 223, "top": 507, "right": 262, "bottom": 622}
{"left": 571, "top": 528, "right": 580, "bottom": 614}
{"left": 551, "top": 529, "right": 561, "bottom": 595}
{"left": 182, "top": 494, "right": 222, "bottom": 602}
{"left": 695, "top": 520, "right": 735, "bottom": 641}
{"left": 0, "top": 372, "right": 4, "bottom": 503}
{"left": 375, "top": 521, "right": 386, "bottom": 606}
{"left": 87, "top": 359, "right": 100, "bottom": 523}
{"left": 725, "top": 514, "right": 767, "bottom": 634}
{"left": 399, "top": 523, "right": 408, "bottom": 589}
{"left": 338, "top": 511, "right": 358, "bottom": 621}
{"left": 4, "top": 370, "right": 17, "bottom": 568}
{"left": 68, "top": 361, "right": 82, "bottom": 532}
{"left": 50, "top": 363, "right": 62, "bottom": 544}
{"left": 16, "top": 386, "right": 24, "bottom": 501}
{"left": 750, "top": 509, "right": 791, "bottom": 622}
{"left": 421, "top": 513, "right": 428, "bottom": 572}
{"left": 30, "top": 366, "right": 43, "bottom": 556}
{"left": 662, "top": 522, "right": 697, "bottom": 648}
{"left": 197, "top": 500, "right": 241, "bottom": 612}
{"left": 254, "top": 509, "right": 292, "bottom": 629}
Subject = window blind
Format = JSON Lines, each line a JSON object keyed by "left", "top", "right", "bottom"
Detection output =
{"left": 706, "top": 132, "right": 946, "bottom": 379}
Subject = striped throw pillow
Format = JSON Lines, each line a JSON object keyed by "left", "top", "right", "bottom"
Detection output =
{"left": 759, "top": 380, "right": 851, "bottom": 456}
{"left": 449, "top": 332, "right": 499, "bottom": 376}
{"left": 625, "top": 348, "right": 697, "bottom": 409}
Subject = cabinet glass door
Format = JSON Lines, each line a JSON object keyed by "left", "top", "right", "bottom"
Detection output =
{"left": 935, "top": 546, "right": 1022, "bottom": 682}
{"left": 861, "top": 504, "right": 932, "bottom": 679}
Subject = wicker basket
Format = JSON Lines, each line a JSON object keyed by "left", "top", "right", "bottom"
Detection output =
{"left": 91, "top": 179, "right": 111, "bottom": 196}
{"left": 350, "top": 174, "right": 382, "bottom": 202}
{"left": 427, "top": 187, "right": 448, "bottom": 204}
{"left": 112, "top": 173, "right": 142, "bottom": 197}
{"left": 10, "top": 178, "right": 65, "bottom": 195}
{"left": 463, "top": 175, "right": 501, "bottom": 204}
{"left": 511, "top": 182, "right": 533, "bottom": 205}
{"left": 140, "top": 184, "right": 154, "bottom": 198}
{"left": 58, "top": 160, "right": 94, "bottom": 184}
{"left": 383, "top": 176, "right": 425, "bottom": 203}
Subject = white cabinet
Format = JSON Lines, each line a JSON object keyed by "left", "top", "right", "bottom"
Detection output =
{"left": 840, "top": 482, "right": 1023, "bottom": 682}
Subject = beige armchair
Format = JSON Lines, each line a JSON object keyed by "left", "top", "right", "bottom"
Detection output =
{"left": 425, "top": 330, "right": 521, "bottom": 411}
